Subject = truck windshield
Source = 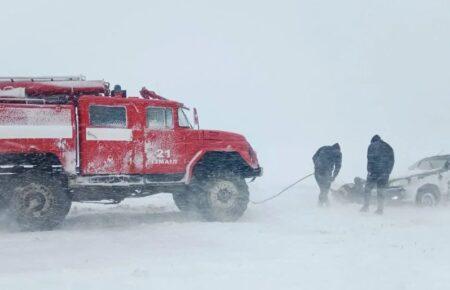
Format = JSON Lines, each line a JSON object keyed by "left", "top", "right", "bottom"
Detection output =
{"left": 178, "top": 108, "right": 193, "bottom": 128}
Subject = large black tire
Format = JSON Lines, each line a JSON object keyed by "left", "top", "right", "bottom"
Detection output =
{"left": 8, "top": 173, "right": 71, "bottom": 231}
{"left": 416, "top": 185, "right": 441, "bottom": 207}
{"left": 0, "top": 195, "right": 7, "bottom": 212}
{"left": 195, "top": 172, "right": 249, "bottom": 222}
{"left": 172, "top": 191, "right": 198, "bottom": 212}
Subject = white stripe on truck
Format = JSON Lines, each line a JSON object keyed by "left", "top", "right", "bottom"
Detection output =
{"left": 86, "top": 128, "right": 132, "bottom": 141}
{"left": 0, "top": 125, "right": 73, "bottom": 139}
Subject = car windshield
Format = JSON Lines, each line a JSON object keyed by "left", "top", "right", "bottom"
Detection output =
{"left": 178, "top": 108, "right": 193, "bottom": 128}
{"left": 412, "top": 157, "right": 450, "bottom": 171}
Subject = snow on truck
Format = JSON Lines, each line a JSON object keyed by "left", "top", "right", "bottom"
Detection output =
{"left": 0, "top": 76, "right": 262, "bottom": 231}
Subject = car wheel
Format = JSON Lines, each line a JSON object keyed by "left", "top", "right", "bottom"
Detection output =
{"left": 416, "top": 186, "right": 440, "bottom": 207}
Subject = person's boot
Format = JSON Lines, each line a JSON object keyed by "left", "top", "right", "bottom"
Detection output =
{"left": 360, "top": 191, "right": 371, "bottom": 212}
{"left": 318, "top": 198, "right": 329, "bottom": 207}
{"left": 318, "top": 192, "right": 327, "bottom": 207}
{"left": 375, "top": 195, "right": 384, "bottom": 215}
{"left": 374, "top": 208, "right": 383, "bottom": 215}
{"left": 360, "top": 204, "right": 369, "bottom": 212}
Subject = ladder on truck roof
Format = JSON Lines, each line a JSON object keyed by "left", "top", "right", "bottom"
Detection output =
{"left": 0, "top": 75, "right": 108, "bottom": 102}
{"left": 0, "top": 75, "right": 86, "bottom": 82}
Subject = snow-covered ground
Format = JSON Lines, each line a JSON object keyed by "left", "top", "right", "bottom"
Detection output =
{"left": 0, "top": 185, "right": 450, "bottom": 290}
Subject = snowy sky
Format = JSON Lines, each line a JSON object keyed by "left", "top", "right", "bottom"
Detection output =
{"left": 1, "top": 0, "right": 450, "bottom": 187}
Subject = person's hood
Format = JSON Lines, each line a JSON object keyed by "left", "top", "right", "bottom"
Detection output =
{"left": 371, "top": 135, "right": 381, "bottom": 143}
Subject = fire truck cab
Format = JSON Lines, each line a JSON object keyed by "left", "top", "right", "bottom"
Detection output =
{"left": 0, "top": 76, "right": 262, "bottom": 231}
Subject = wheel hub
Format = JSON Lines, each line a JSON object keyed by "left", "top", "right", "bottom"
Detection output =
{"left": 21, "top": 187, "right": 51, "bottom": 217}
{"left": 210, "top": 181, "right": 238, "bottom": 208}
{"left": 217, "top": 189, "right": 233, "bottom": 203}
{"left": 25, "top": 192, "right": 46, "bottom": 211}
{"left": 421, "top": 193, "right": 436, "bottom": 207}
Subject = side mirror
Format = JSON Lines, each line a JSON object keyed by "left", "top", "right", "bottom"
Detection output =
{"left": 193, "top": 108, "right": 200, "bottom": 129}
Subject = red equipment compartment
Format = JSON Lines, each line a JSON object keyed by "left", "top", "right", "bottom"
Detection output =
{"left": 0, "top": 104, "right": 77, "bottom": 174}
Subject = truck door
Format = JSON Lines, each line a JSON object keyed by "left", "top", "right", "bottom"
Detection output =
{"left": 143, "top": 106, "right": 186, "bottom": 179}
{"left": 78, "top": 99, "right": 143, "bottom": 175}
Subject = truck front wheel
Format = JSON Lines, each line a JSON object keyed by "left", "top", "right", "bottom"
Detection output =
{"left": 8, "top": 174, "right": 71, "bottom": 231}
{"left": 196, "top": 172, "right": 249, "bottom": 222}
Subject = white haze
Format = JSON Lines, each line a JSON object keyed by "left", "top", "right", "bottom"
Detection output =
{"left": 2, "top": 0, "right": 450, "bottom": 188}
{"left": 1, "top": 1, "right": 450, "bottom": 289}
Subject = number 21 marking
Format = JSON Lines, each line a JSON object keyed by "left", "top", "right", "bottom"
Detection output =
{"left": 155, "top": 149, "right": 171, "bottom": 159}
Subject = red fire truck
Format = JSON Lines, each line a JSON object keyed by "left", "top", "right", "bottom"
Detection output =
{"left": 0, "top": 76, "right": 262, "bottom": 231}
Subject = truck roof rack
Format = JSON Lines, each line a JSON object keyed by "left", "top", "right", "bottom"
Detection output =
{"left": 0, "top": 96, "right": 69, "bottom": 105}
{"left": 0, "top": 75, "right": 86, "bottom": 82}
{"left": 0, "top": 75, "right": 108, "bottom": 98}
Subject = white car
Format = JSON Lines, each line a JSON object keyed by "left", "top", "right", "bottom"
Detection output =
{"left": 389, "top": 155, "right": 450, "bottom": 206}
{"left": 333, "top": 155, "right": 450, "bottom": 207}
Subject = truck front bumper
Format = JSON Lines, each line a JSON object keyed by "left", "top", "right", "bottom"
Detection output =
{"left": 248, "top": 166, "right": 263, "bottom": 178}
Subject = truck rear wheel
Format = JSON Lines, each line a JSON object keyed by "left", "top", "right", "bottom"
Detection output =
{"left": 0, "top": 196, "right": 7, "bottom": 212}
{"left": 8, "top": 174, "right": 71, "bottom": 231}
{"left": 196, "top": 172, "right": 249, "bottom": 222}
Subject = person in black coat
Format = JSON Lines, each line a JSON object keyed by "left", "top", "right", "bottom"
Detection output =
{"left": 313, "top": 143, "right": 342, "bottom": 206}
{"left": 360, "top": 135, "right": 395, "bottom": 214}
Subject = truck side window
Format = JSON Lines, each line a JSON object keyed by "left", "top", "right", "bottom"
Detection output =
{"left": 89, "top": 105, "right": 127, "bottom": 128}
{"left": 147, "top": 107, "right": 173, "bottom": 129}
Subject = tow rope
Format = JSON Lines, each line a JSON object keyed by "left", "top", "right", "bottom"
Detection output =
{"left": 250, "top": 172, "right": 314, "bottom": 204}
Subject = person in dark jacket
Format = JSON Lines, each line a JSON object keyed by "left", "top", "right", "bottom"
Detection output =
{"left": 313, "top": 143, "right": 342, "bottom": 206}
{"left": 360, "top": 135, "right": 394, "bottom": 214}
